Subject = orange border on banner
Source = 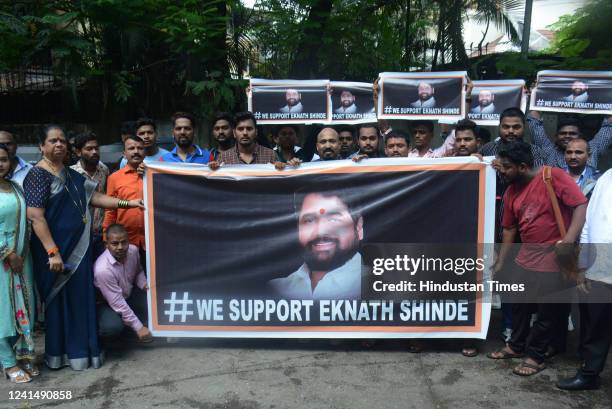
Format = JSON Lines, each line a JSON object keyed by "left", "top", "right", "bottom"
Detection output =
{"left": 146, "top": 163, "right": 486, "bottom": 334}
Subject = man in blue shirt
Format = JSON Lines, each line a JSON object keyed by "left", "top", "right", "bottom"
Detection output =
{"left": 0, "top": 130, "right": 32, "bottom": 188}
{"left": 161, "top": 112, "right": 210, "bottom": 164}
{"left": 564, "top": 138, "right": 599, "bottom": 198}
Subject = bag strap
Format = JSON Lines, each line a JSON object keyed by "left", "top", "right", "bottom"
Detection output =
{"left": 542, "top": 166, "right": 567, "bottom": 237}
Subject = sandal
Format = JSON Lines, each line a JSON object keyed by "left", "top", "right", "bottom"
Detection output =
{"left": 19, "top": 359, "right": 40, "bottom": 377}
{"left": 3, "top": 366, "right": 32, "bottom": 383}
{"left": 513, "top": 360, "right": 546, "bottom": 376}
{"left": 487, "top": 346, "right": 524, "bottom": 359}
{"left": 461, "top": 347, "right": 479, "bottom": 357}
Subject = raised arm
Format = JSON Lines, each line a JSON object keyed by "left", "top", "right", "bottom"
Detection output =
{"left": 527, "top": 111, "right": 555, "bottom": 153}
{"left": 588, "top": 116, "right": 612, "bottom": 161}
{"left": 432, "top": 129, "right": 456, "bottom": 157}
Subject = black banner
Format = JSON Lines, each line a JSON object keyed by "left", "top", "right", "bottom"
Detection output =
{"left": 249, "top": 79, "right": 331, "bottom": 124}
{"left": 378, "top": 72, "right": 467, "bottom": 120}
{"left": 531, "top": 70, "right": 612, "bottom": 114}
{"left": 145, "top": 159, "right": 495, "bottom": 338}
{"left": 468, "top": 80, "right": 525, "bottom": 125}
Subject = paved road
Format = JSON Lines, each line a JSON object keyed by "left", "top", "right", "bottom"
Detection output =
{"left": 1, "top": 320, "right": 610, "bottom": 409}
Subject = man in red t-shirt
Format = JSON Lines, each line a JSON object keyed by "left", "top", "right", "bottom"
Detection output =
{"left": 487, "top": 141, "right": 587, "bottom": 376}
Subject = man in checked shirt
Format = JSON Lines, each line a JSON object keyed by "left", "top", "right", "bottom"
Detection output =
{"left": 527, "top": 110, "right": 612, "bottom": 173}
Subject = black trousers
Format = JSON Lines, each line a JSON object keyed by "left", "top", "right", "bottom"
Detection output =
{"left": 579, "top": 281, "right": 612, "bottom": 377}
{"left": 507, "top": 266, "right": 571, "bottom": 364}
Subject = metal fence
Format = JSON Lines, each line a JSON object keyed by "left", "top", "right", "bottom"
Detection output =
{"left": 0, "top": 68, "right": 61, "bottom": 93}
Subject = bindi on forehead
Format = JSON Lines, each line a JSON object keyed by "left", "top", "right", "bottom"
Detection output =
{"left": 319, "top": 208, "right": 325, "bottom": 215}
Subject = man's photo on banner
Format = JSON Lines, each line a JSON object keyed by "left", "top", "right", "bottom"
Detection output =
{"left": 377, "top": 72, "right": 467, "bottom": 120}
{"left": 248, "top": 78, "right": 331, "bottom": 124}
{"left": 330, "top": 81, "right": 377, "bottom": 124}
{"left": 269, "top": 186, "right": 364, "bottom": 300}
{"left": 530, "top": 70, "right": 612, "bottom": 114}
{"left": 468, "top": 80, "right": 526, "bottom": 125}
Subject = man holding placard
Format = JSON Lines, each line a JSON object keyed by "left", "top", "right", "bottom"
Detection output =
{"left": 527, "top": 111, "right": 612, "bottom": 172}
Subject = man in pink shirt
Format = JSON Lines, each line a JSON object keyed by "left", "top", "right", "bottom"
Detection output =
{"left": 94, "top": 224, "right": 152, "bottom": 342}
{"left": 407, "top": 120, "right": 456, "bottom": 158}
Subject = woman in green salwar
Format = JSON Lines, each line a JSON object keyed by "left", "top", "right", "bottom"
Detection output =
{"left": 0, "top": 143, "right": 36, "bottom": 383}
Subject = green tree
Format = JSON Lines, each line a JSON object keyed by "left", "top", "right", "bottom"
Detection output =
{"left": 547, "top": 0, "right": 612, "bottom": 69}
{"left": 0, "top": 0, "right": 247, "bottom": 134}
{"left": 249, "top": 0, "right": 520, "bottom": 79}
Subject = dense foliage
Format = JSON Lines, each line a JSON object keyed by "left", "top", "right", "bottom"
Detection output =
{"left": 2, "top": 0, "right": 606, "bottom": 120}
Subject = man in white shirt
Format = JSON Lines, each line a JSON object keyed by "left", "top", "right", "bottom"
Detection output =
{"left": 335, "top": 90, "right": 358, "bottom": 114}
{"left": 269, "top": 188, "right": 363, "bottom": 299}
{"left": 279, "top": 89, "right": 304, "bottom": 113}
{"left": 557, "top": 169, "right": 612, "bottom": 390}
{"left": 0, "top": 130, "right": 32, "bottom": 188}
{"left": 470, "top": 89, "right": 496, "bottom": 114}
{"left": 410, "top": 82, "right": 437, "bottom": 108}
{"left": 563, "top": 80, "right": 589, "bottom": 103}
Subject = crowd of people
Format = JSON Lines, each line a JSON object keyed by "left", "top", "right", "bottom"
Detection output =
{"left": 0, "top": 104, "right": 610, "bottom": 392}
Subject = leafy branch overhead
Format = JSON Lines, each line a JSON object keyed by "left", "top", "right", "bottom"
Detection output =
{"left": 0, "top": 0, "right": 245, "bottom": 115}
{"left": 0, "top": 0, "right": 608, "bottom": 118}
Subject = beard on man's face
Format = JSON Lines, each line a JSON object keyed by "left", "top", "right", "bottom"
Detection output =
{"left": 302, "top": 236, "right": 359, "bottom": 272}
{"left": 82, "top": 155, "right": 99, "bottom": 166}
{"left": 176, "top": 137, "right": 192, "bottom": 149}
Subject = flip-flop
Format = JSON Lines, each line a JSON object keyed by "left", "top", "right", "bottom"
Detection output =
{"left": 512, "top": 361, "right": 546, "bottom": 376}
{"left": 487, "top": 348, "right": 524, "bottom": 359}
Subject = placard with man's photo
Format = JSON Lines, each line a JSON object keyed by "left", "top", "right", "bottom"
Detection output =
{"left": 530, "top": 70, "right": 612, "bottom": 114}
{"left": 248, "top": 79, "right": 331, "bottom": 124}
{"left": 468, "top": 80, "right": 526, "bottom": 125}
{"left": 330, "top": 81, "right": 377, "bottom": 124}
{"left": 377, "top": 71, "right": 468, "bottom": 120}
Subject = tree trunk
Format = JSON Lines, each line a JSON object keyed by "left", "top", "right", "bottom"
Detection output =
{"left": 404, "top": 0, "right": 411, "bottom": 70}
{"left": 432, "top": 3, "right": 445, "bottom": 70}
{"left": 290, "top": 0, "right": 334, "bottom": 78}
